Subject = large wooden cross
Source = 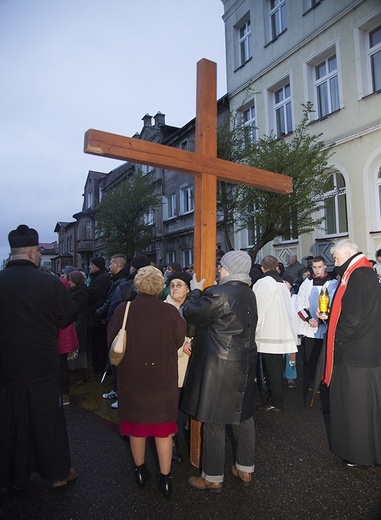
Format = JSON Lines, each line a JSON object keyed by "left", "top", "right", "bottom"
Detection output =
{"left": 84, "top": 59, "right": 292, "bottom": 467}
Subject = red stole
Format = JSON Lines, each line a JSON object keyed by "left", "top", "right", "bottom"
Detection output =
{"left": 323, "top": 254, "right": 372, "bottom": 386}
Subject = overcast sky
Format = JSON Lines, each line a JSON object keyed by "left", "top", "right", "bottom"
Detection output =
{"left": 0, "top": 0, "right": 226, "bottom": 263}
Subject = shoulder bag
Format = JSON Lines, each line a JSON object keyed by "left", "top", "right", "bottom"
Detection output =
{"left": 109, "top": 301, "right": 131, "bottom": 366}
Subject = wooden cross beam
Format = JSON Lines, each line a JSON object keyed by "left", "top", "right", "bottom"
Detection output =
{"left": 84, "top": 58, "right": 292, "bottom": 467}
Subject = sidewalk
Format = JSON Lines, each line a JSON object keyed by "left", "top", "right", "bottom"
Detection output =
{"left": 1, "top": 376, "right": 381, "bottom": 520}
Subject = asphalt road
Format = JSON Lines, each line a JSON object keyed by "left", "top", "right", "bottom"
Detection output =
{"left": 1, "top": 374, "right": 381, "bottom": 520}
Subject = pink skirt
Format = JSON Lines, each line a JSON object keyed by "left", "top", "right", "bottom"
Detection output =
{"left": 120, "top": 420, "right": 177, "bottom": 438}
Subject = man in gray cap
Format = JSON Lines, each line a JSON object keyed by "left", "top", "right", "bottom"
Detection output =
{"left": 181, "top": 250, "right": 257, "bottom": 492}
{"left": 0, "top": 225, "right": 77, "bottom": 490}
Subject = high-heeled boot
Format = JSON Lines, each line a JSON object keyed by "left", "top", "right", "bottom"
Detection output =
{"left": 171, "top": 434, "right": 183, "bottom": 463}
{"left": 158, "top": 472, "right": 172, "bottom": 501}
{"left": 134, "top": 463, "right": 148, "bottom": 488}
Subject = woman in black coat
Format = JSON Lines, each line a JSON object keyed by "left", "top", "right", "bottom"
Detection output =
{"left": 68, "top": 271, "right": 89, "bottom": 382}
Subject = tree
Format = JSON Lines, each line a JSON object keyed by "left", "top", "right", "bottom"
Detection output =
{"left": 217, "top": 103, "right": 335, "bottom": 260}
{"left": 95, "top": 171, "right": 161, "bottom": 260}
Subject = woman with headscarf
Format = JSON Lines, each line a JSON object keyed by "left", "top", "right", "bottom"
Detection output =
{"left": 107, "top": 266, "right": 186, "bottom": 501}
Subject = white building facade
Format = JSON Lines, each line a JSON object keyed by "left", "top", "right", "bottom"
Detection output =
{"left": 221, "top": 0, "right": 381, "bottom": 266}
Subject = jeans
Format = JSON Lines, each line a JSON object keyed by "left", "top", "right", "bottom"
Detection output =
{"left": 202, "top": 417, "right": 255, "bottom": 482}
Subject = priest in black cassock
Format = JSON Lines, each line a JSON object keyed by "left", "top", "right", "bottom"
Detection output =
{"left": 320, "top": 239, "right": 381, "bottom": 468}
{"left": 0, "top": 225, "right": 77, "bottom": 489}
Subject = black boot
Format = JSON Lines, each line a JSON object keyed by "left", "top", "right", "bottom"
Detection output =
{"left": 158, "top": 472, "right": 172, "bottom": 501}
{"left": 171, "top": 434, "right": 183, "bottom": 463}
{"left": 134, "top": 463, "right": 148, "bottom": 489}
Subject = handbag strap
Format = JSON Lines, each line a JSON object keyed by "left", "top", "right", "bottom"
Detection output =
{"left": 121, "top": 301, "right": 131, "bottom": 330}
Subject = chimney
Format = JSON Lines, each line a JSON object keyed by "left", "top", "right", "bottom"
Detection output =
{"left": 154, "top": 112, "right": 165, "bottom": 127}
{"left": 142, "top": 114, "right": 153, "bottom": 127}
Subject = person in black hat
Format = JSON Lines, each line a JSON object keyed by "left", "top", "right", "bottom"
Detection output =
{"left": 0, "top": 225, "right": 77, "bottom": 489}
{"left": 87, "top": 257, "right": 111, "bottom": 378}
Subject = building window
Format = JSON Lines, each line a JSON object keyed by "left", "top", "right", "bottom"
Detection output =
{"left": 182, "top": 249, "right": 193, "bottom": 268}
{"left": 87, "top": 191, "right": 93, "bottom": 209}
{"left": 167, "top": 252, "right": 176, "bottom": 264}
{"left": 242, "top": 102, "right": 257, "bottom": 143}
{"left": 274, "top": 83, "right": 292, "bottom": 137}
{"left": 270, "top": 0, "right": 286, "bottom": 39}
{"left": 143, "top": 210, "right": 154, "bottom": 226}
{"left": 85, "top": 220, "right": 92, "bottom": 239}
{"left": 238, "top": 18, "right": 252, "bottom": 66}
{"left": 99, "top": 187, "right": 103, "bottom": 203}
{"left": 324, "top": 172, "right": 348, "bottom": 235}
{"left": 369, "top": 25, "right": 381, "bottom": 93}
{"left": 164, "top": 193, "right": 176, "bottom": 220}
{"left": 376, "top": 166, "right": 381, "bottom": 223}
{"left": 314, "top": 54, "right": 340, "bottom": 118}
{"left": 180, "top": 140, "right": 188, "bottom": 151}
{"left": 354, "top": 16, "right": 381, "bottom": 99}
{"left": 180, "top": 186, "right": 194, "bottom": 214}
{"left": 142, "top": 164, "right": 153, "bottom": 175}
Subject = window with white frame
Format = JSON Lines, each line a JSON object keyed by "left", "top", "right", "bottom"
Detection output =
{"left": 143, "top": 209, "right": 154, "bottom": 226}
{"left": 182, "top": 249, "right": 193, "bottom": 268}
{"left": 180, "top": 186, "right": 194, "bottom": 214}
{"left": 237, "top": 17, "right": 252, "bottom": 67}
{"left": 324, "top": 172, "right": 348, "bottom": 235}
{"left": 247, "top": 207, "right": 261, "bottom": 246}
{"left": 314, "top": 54, "right": 340, "bottom": 118}
{"left": 167, "top": 252, "right": 176, "bottom": 264}
{"left": 164, "top": 193, "right": 176, "bottom": 219}
{"left": 303, "top": 0, "right": 321, "bottom": 11}
{"left": 270, "top": 0, "right": 286, "bottom": 40}
{"left": 242, "top": 102, "right": 257, "bottom": 143}
{"left": 376, "top": 166, "right": 381, "bottom": 224}
{"left": 274, "top": 82, "right": 292, "bottom": 137}
{"left": 369, "top": 25, "right": 381, "bottom": 92}
{"left": 354, "top": 15, "right": 381, "bottom": 98}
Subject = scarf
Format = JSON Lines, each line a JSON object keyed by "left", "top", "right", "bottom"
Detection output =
{"left": 219, "top": 272, "right": 252, "bottom": 286}
{"left": 323, "top": 253, "right": 371, "bottom": 386}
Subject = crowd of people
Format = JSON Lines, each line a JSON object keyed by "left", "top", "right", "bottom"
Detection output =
{"left": 1, "top": 224, "right": 381, "bottom": 501}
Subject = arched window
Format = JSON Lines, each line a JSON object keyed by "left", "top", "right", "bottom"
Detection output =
{"left": 324, "top": 171, "right": 348, "bottom": 235}
{"left": 376, "top": 166, "right": 381, "bottom": 222}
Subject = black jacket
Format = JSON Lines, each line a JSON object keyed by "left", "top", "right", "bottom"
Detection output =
{"left": 181, "top": 281, "right": 258, "bottom": 424}
{"left": 0, "top": 260, "right": 76, "bottom": 385}
{"left": 86, "top": 268, "right": 111, "bottom": 327}
{"left": 69, "top": 284, "right": 89, "bottom": 350}
{"left": 95, "top": 267, "right": 130, "bottom": 321}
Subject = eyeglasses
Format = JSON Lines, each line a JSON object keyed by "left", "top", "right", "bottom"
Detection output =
{"left": 170, "top": 282, "right": 187, "bottom": 289}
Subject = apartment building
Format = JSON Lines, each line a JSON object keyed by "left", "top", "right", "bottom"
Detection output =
{"left": 221, "top": 0, "right": 381, "bottom": 265}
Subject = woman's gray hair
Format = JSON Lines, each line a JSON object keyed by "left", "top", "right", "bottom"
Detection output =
{"left": 330, "top": 239, "right": 359, "bottom": 256}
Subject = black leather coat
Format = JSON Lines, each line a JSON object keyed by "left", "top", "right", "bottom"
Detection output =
{"left": 181, "top": 281, "right": 258, "bottom": 424}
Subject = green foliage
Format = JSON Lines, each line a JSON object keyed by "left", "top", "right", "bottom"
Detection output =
{"left": 217, "top": 102, "right": 335, "bottom": 260}
{"left": 95, "top": 171, "right": 161, "bottom": 260}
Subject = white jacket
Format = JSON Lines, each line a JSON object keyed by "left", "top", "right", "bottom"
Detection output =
{"left": 253, "top": 274, "right": 298, "bottom": 354}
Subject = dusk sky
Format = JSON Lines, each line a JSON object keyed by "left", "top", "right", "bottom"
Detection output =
{"left": 0, "top": 0, "right": 227, "bottom": 263}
